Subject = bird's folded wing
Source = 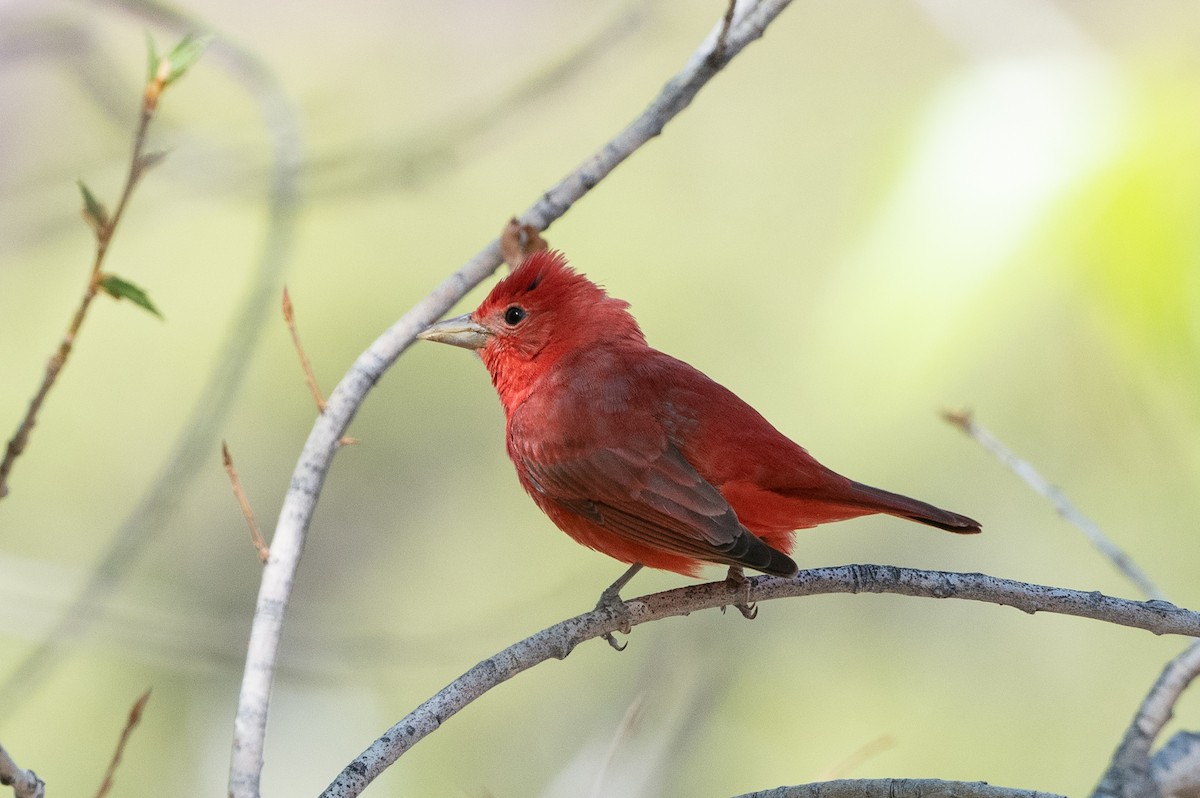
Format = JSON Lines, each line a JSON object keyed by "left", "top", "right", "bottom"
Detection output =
{"left": 519, "top": 441, "right": 785, "bottom": 571}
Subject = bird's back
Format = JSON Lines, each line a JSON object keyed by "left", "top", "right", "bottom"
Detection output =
{"left": 640, "top": 348, "right": 979, "bottom": 549}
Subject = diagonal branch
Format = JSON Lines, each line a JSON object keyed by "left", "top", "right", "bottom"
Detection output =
{"left": 319, "top": 565, "right": 1200, "bottom": 798}
{"left": 227, "top": 2, "right": 794, "bottom": 796}
{"left": 944, "top": 410, "right": 1166, "bottom": 601}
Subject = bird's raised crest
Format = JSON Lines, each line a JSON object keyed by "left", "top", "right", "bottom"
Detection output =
{"left": 477, "top": 251, "right": 645, "bottom": 349}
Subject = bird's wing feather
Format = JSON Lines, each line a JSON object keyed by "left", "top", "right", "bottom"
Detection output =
{"left": 516, "top": 437, "right": 793, "bottom": 573}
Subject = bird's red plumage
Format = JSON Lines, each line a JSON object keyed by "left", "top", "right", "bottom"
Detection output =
{"left": 440, "top": 251, "right": 979, "bottom": 577}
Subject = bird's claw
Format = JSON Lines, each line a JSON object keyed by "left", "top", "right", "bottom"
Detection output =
{"left": 724, "top": 566, "right": 758, "bottom": 620}
{"left": 595, "top": 583, "right": 634, "bottom": 652}
{"left": 734, "top": 601, "right": 758, "bottom": 620}
{"left": 602, "top": 632, "right": 628, "bottom": 651}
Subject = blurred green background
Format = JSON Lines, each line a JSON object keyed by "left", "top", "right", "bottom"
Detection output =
{"left": 2, "top": 1, "right": 1200, "bottom": 795}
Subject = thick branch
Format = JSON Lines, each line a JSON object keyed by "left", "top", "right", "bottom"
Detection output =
{"left": 0, "top": 744, "right": 44, "bottom": 798}
{"left": 228, "top": 3, "right": 795, "bottom": 796}
{"left": 1093, "top": 640, "right": 1200, "bottom": 798}
{"left": 732, "top": 779, "right": 1064, "bottom": 798}
{"left": 320, "top": 566, "right": 1200, "bottom": 798}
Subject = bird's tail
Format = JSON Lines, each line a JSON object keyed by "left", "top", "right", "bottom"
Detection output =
{"left": 842, "top": 481, "right": 981, "bottom": 533}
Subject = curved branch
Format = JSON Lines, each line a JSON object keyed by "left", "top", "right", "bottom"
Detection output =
{"left": 732, "top": 778, "right": 1065, "bottom": 798}
{"left": 1093, "top": 640, "right": 1200, "bottom": 798}
{"left": 320, "top": 566, "right": 1200, "bottom": 798}
{"left": 228, "top": 2, "right": 795, "bottom": 796}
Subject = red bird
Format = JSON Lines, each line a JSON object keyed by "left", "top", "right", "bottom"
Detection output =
{"left": 419, "top": 251, "right": 979, "bottom": 596}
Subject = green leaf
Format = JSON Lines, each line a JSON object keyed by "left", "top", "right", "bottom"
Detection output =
{"left": 164, "top": 33, "right": 212, "bottom": 85}
{"left": 77, "top": 180, "right": 109, "bottom": 234}
{"left": 97, "top": 275, "right": 163, "bottom": 319}
{"left": 145, "top": 31, "right": 160, "bottom": 84}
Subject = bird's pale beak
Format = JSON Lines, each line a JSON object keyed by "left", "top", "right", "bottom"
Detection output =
{"left": 417, "top": 314, "right": 491, "bottom": 351}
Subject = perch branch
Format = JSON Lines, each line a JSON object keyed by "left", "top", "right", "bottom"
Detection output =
{"left": 228, "top": 2, "right": 795, "bottom": 796}
{"left": 731, "top": 779, "right": 1064, "bottom": 798}
{"left": 319, "top": 565, "right": 1200, "bottom": 798}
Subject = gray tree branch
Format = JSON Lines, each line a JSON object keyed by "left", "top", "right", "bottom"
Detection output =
{"left": 228, "top": 2, "right": 796, "bottom": 796}
{"left": 319, "top": 565, "right": 1200, "bottom": 798}
{"left": 732, "top": 778, "right": 1065, "bottom": 798}
{"left": 1094, "top": 641, "right": 1200, "bottom": 798}
{"left": 0, "top": 743, "right": 43, "bottom": 798}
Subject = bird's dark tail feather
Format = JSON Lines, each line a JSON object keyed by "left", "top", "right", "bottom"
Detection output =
{"left": 844, "top": 481, "right": 981, "bottom": 534}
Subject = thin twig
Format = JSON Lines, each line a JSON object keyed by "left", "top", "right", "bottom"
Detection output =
{"left": 0, "top": 744, "right": 44, "bottom": 798}
{"left": 222, "top": 442, "right": 269, "bottom": 563}
{"left": 0, "top": 58, "right": 166, "bottom": 499}
{"left": 228, "top": 4, "right": 795, "bottom": 796}
{"left": 710, "top": 0, "right": 739, "bottom": 66}
{"left": 282, "top": 287, "right": 327, "bottom": 413}
{"left": 1093, "top": 640, "right": 1200, "bottom": 798}
{"left": 319, "top": 565, "right": 1200, "bottom": 798}
{"left": 731, "top": 779, "right": 1065, "bottom": 798}
{"left": 94, "top": 689, "right": 151, "bottom": 798}
{"left": 0, "top": 0, "right": 303, "bottom": 715}
{"left": 943, "top": 410, "right": 1167, "bottom": 601}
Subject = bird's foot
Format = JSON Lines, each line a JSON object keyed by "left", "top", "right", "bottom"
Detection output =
{"left": 594, "top": 563, "right": 643, "bottom": 652}
{"left": 723, "top": 566, "right": 758, "bottom": 620}
{"left": 596, "top": 588, "right": 633, "bottom": 651}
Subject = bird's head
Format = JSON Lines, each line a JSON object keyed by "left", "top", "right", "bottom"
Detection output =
{"left": 418, "top": 252, "right": 645, "bottom": 394}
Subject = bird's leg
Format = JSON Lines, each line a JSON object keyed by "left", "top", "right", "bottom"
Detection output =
{"left": 595, "top": 563, "right": 643, "bottom": 651}
{"left": 724, "top": 566, "right": 758, "bottom": 620}
{"left": 595, "top": 562, "right": 644, "bottom": 610}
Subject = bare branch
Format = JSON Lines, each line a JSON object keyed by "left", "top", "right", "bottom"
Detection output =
{"left": 0, "top": 744, "right": 44, "bottom": 798}
{"left": 228, "top": 3, "right": 795, "bottom": 796}
{"left": 944, "top": 410, "right": 1166, "bottom": 601}
{"left": 1094, "top": 641, "right": 1200, "bottom": 798}
{"left": 1153, "top": 730, "right": 1200, "bottom": 798}
{"left": 320, "top": 566, "right": 1200, "bottom": 798}
{"left": 282, "top": 287, "right": 327, "bottom": 413}
{"left": 0, "top": 0, "right": 303, "bottom": 715}
{"left": 222, "top": 442, "right": 269, "bottom": 563}
{"left": 731, "top": 779, "right": 1064, "bottom": 798}
{"left": 94, "top": 689, "right": 151, "bottom": 798}
{"left": 0, "top": 35, "right": 192, "bottom": 499}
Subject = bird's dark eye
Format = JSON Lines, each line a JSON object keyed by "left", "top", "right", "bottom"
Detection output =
{"left": 503, "top": 305, "right": 527, "bottom": 326}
